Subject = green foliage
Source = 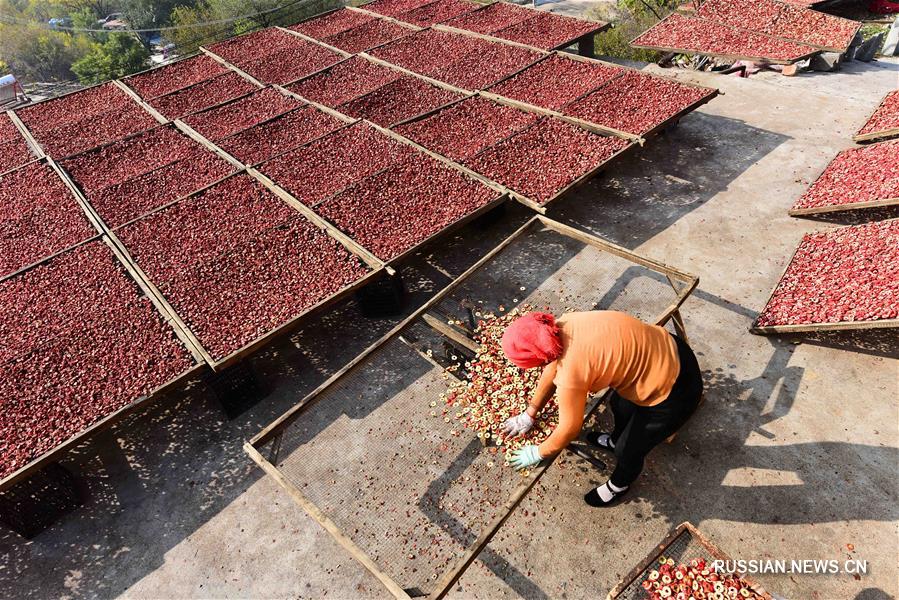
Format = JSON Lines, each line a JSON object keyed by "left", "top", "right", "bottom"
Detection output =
{"left": 120, "top": 0, "right": 191, "bottom": 33}
{"left": 618, "top": 0, "right": 681, "bottom": 19}
{"left": 70, "top": 31, "right": 148, "bottom": 83}
{"left": 169, "top": 0, "right": 340, "bottom": 53}
{"left": 0, "top": 23, "right": 93, "bottom": 79}
{"left": 588, "top": 1, "right": 678, "bottom": 62}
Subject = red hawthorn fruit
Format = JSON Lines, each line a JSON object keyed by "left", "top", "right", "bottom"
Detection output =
{"left": 394, "top": 96, "right": 537, "bottom": 161}
{"left": 632, "top": 13, "right": 817, "bottom": 62}
{"left": 149, "top": 72, "right": 258, "bottom": 119}
{"left": 217, "top": 105, "right": 345, "bottom": 165}
{"left": 17, "top": 82, "right": 124, "bottom": 133}
{"left": 0, "top": 240, "right": 195, "bottom": 478}
{"left": 0, "top": 140, "right": 34, "bottom": 173}
{"left": 427, "top": 42, "right": 542, "bottom": 90}
{"left": 181, "top": 87, "right": 302, "bottom": 141}
{"left": 488, "top": 54, "right": 624, "bottom": 111}
{"left": 117, "top": 174, "right": 368, "bottom": 359}
{"left": 206, "top": 27, "right": 291, "bottom": 64}
{"left": 288, "top": 8, "right": 373, "bottom": 39}
{"left": 563, "top": 70, "right": 715, "bottom": 136}
{"left": 337, "top": 75, "right": 462, "bottom": 127}
{"left": 315, "top": 153, "right": 497, "bottom": 260}
{"left": 0, "top": 161, "right": 97, "bottom": 277}
{"left": 287, "top": 56, "right": 402, "bottom": 108}
{"left": 234, "top": 41, "right": 342, "bottom": 85}
{"left": 397, "top": 0, "right": 479, "bottom": 27}
{"left": 464, "top": 117, "right": 631, "bottom": 204}
{"left": 62, "top": 126, "right": 201, "bottom": 192}
{"left": 363, "top": 0, "right": 434, "bottom": 18}
{"left": 117, "top": 174, "right": 298, "bottom": 282}
{"left": 491, "top": 11, "right": 602, "bottom": 50}
{"left": 370, "top": 29, "right": 490, "bottom": 77}
{"left": 90, "top": 148, "right": 236, "bottom": 227}
{"left": 32, "top": 102, "right": 158, "bottom": 158}
{"left": 322, "top": 18, "right": 413, "bottom": 54}
{"left": 756, "top": 220, "right": 899, "bottom": 327}
{"left": 0, "top": 112, "right": 23, "bottom": 140}
{"left": 124, "top": 54, "right": 229, "bottom": 99}
{"left": 443, "top": 2, "right": 535, "bottom": 35}
{"left": 258, "top": 121, "right": 414, "bottom": 206}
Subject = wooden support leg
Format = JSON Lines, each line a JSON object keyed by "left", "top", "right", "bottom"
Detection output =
{"left": 355, "top": 271, "right": 406, "bottom": 319}
{"left": 0, "top": 463, "right": 83, "bottom": 539}
{"left": 578, "top": 35, "right": 595, "bottom": 58}
{"left": 670, "top": 309, "right": 689, "bottom": 345}
{"left": 206, "top": 360, "right": 268, "bottom": 419}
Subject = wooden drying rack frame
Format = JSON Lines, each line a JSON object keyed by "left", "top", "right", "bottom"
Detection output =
{"left": 352, "top": 0, "right": 609, "bottom": 55}
{"left": 750, "top": 218, "right": 899, "bottom": 335}
{"left": 607, "top": 521, "right": 774, "bottom": 600}
{"left": 245, "top": 215, "right": 699, "bottom": 600}
{"left": 629, "top": 12, "right": 823, "bottom": 66}
{"left": 0, "top": 3, "right": 708, "bottom": 493}
{"left": 0, "top": 204, "right": 208, "bottom": 495}
{"left": 788, "top": 141, "right": 899, "bottom": 217}
{"left": 853, "top": 91, "right": 899, "bottom": 144}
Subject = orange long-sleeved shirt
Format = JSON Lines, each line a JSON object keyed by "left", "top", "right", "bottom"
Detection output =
{"left": 537, "top": 311, "right": 680, "bottom": 457}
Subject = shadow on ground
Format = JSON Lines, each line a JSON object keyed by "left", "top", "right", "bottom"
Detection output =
{"left": 0, "top": 105, "right": 824, "bottom": 599}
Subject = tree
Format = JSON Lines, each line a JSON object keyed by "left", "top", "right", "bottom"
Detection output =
{"left": 50, "top": 0, "right": 120, "bottom": 21}
{"left": 70, "top": 31, "right": 147, "bottom": 83}
{"left": 0, "top": 23, "right": 93, "bottom": 80}
{"left": 169, "top": 0, "right": 340, "bottom": 54}
{"left": 120, "top": 0, "right": 194, "bottom": 38}
{"left": 587, "top": 0, "right": 680, "bottom": 63}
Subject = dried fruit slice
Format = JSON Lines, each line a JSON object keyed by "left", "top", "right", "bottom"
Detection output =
{"left": 488, "top": 54, "right": 623, "bottom": 111}
{"left": 791, "top": 141, "right": 899, "bottom": 213}
{"left": 124, "top": 54, "right": 229, "bottom": 99}
{"left": 756, "top": 220, "right": 899, "bottom": 328}
{"left": 316, "top": 153, "right": 497, "bottom": 260}
{"left": 563, "top": 70, "right": 715, "bottom": 136}
{"left": 0, "top": 161, "right": 97, "bottom": 277}
{"left": 464, "top": 117, "right": 630, "bottom": 204}
{"left": 288, "top": 56, "right": 402, "bottom": 107}
{"left": 337, "top": 75, "right": 462, "bottom": 127}
{"left": 632, "top": 12, "right": 817, "bottom": 63}
{"left": 395, "top": 96, "right": 538, "bottom": 160}
{"left": 857, "top": 90, "right": 899, "bottom": 140}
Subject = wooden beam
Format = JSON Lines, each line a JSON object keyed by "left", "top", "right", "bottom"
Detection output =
{"left": 244, "top": 443, "right": 413, "bottom": 600}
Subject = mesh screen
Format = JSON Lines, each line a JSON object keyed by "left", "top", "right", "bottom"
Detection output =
{"left": 432, "top": 225, "right": 679, "bottom": 331}
{"left": 614, "top": 529, "right": 718, "bottom": 600}
{"left": 259, "top": 223, "right": 685, "bottom": 594}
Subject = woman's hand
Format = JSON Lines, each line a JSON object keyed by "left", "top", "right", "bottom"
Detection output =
{"left": 501, "top": 412, "right": 534, "bottom": 437}
{"left": 509, "top": 445, "right": 543, "bottom": 470}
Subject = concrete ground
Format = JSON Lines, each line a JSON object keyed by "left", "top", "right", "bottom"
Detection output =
{"left": 2, "top": 59, "right": 898, "bottom": 599}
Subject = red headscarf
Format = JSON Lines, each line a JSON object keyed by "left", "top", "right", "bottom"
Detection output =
{"left": 501, "top": 312, "right": 563, "bottom": 369}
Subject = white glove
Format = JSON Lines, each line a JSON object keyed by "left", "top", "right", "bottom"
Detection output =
{"left": 501, "top": 412, "right": 534, "bottom": 437}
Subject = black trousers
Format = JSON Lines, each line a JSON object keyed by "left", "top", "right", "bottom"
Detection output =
{"left": 608, "top": 334, "right": 703, "bottom": 487}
